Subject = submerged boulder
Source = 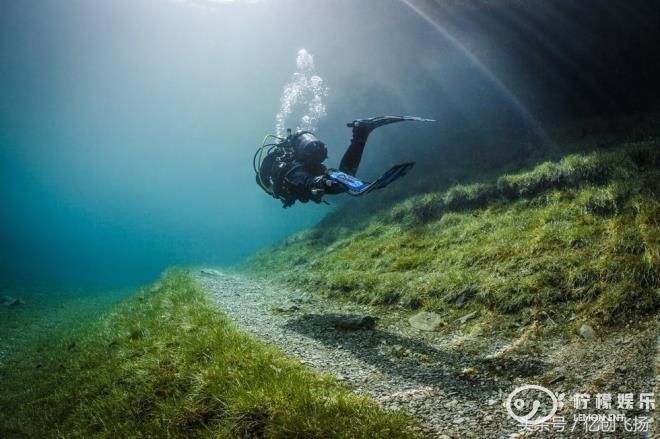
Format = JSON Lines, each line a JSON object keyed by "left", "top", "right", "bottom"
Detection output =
{"left": 409, "top": 311, "right": 444, "bottom": 331}
{"left": 578, "top": 324, "right": 596, "bottom": 340}
{"left": 1, "top": 296, "right": 25, "bottom": 307}
{"left": 454, "top": 310, "right": 479, "bottom": 325}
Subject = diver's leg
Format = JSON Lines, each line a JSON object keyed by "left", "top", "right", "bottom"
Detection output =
{"left": 339, "top": 116, "right": 429, "bottom": 175}
{"left": 338, "top": 129, "right": 368, "bottom": 176}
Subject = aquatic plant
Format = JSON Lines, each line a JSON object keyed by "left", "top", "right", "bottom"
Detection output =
{"left": 0, "top": 270, "right": 419, "bottom": 438}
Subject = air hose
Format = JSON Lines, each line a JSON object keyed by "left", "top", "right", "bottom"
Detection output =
{"left": 254, "top": 134, "right": 285, "bottom": 194}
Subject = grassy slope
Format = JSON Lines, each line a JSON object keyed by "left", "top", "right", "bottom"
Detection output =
{"left": 0, "top": 270, "right": 418, "bottom": 438}
{"left": 243, "top": 143, "right": 659, "bottom": 327}
{"left": 0, "top": 290, "right": 130, "bottom": 357}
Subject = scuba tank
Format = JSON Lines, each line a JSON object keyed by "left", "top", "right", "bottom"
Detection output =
{"left": 253, "top": 129, "right": 327, "bottom": 197}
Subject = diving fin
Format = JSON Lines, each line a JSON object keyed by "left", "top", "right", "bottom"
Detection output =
{"left": 326, "top": 162, "right": 415, "bottom": 196}
{"left": 346, "top": 115, "right": 436, "bottom": 132}
{"left": 361, "top": 162, "right": 415, "bottom": 194}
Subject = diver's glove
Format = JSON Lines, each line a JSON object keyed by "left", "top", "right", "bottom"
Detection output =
{"left": 310, "top": 175, "right": 341, "bottom": 201}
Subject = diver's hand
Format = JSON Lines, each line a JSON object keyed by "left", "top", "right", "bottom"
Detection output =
{"left": 310, "top": 175, "right": 340, "bottom": 200}
{"left": 312, "top": 175, "right": 335, "bottom": 189}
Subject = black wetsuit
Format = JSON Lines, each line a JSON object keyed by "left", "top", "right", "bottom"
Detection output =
{"left": 263, "top": 130, "right": 369, "bottom": 207}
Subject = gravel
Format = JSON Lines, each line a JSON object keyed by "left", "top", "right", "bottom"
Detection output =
{"left": 196, "top": 269, "right": 658, "bottom": 438}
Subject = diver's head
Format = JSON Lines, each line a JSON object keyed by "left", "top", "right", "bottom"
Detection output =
{"left": 290, "top": 131, "right": 327, "bottom": 165}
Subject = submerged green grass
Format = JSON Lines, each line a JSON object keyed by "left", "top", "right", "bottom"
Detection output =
{"left": 243, "top": 143, "right": 660, "bottom": 325}
{"left": 0, "top": 270, "right": 418, "bottom": 438}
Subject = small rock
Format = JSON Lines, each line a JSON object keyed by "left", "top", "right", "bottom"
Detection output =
{"left": 1, "top": 296, "right": 25, "bottom": 307}
{"left": 382, "top": 387, "right": 434, "bottom": 402}
{"left": 9, "top": 298, "right": 25, "bottom": 307}
{"left": 453, "top": 293, "right": 466, "bottom": 307}
{"left": 333, "top": 315, "right": 377, "bottom": 330}
{"left": 548, "top": 373, "right": 566, "bottom": 385}
{"left": 275, "top": 304, "right": 300, "bottom": 313}
{"left": 444, "top": 399, "right": 458, "bottom": 408}
{"left": 409, "top": 311, "right": 444, "bottom": 331}
{"left": 455, "top": 310, "right": 479, "bottom": 325}
{"left": 454, "top": 286, "right": 478, "bottom": 306}
{"left": 487, "top": 399, "right": 497, "bottom": 406}
{"left": 292, "top": 294, "right": 313, "bottom": 304}
{"left": 578, "top": 324, "right": 596, "bottom": 340}
{"left": 615, "top": 365, "right": 627, "bottom": 374}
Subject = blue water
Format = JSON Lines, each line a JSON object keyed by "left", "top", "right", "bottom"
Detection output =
{"left": 1, "top": 0, "right": 657, "bottom": 291}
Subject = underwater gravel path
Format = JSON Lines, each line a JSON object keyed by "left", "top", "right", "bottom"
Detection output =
{"left": 196, "top": 269, "right": 657, "bottom": 439}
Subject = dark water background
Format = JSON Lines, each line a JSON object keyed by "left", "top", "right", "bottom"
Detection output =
{"left": 1, "top": 0, "right": 659, "bottom": 292}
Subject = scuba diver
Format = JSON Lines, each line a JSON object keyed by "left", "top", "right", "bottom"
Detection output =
{"left": 254, "top": 116, "right": 435, "bottom": 208}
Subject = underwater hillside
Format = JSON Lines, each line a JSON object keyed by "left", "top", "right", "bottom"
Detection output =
{"left": 243, "top": 142, "right": 660, "bottom": 326}
{"left": 238, "top": 140, "right": 660, "bottom": 436}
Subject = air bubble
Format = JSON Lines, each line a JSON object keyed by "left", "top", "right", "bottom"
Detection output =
{"left": 275, "top": 49, "right": 329, "bottom": 137}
